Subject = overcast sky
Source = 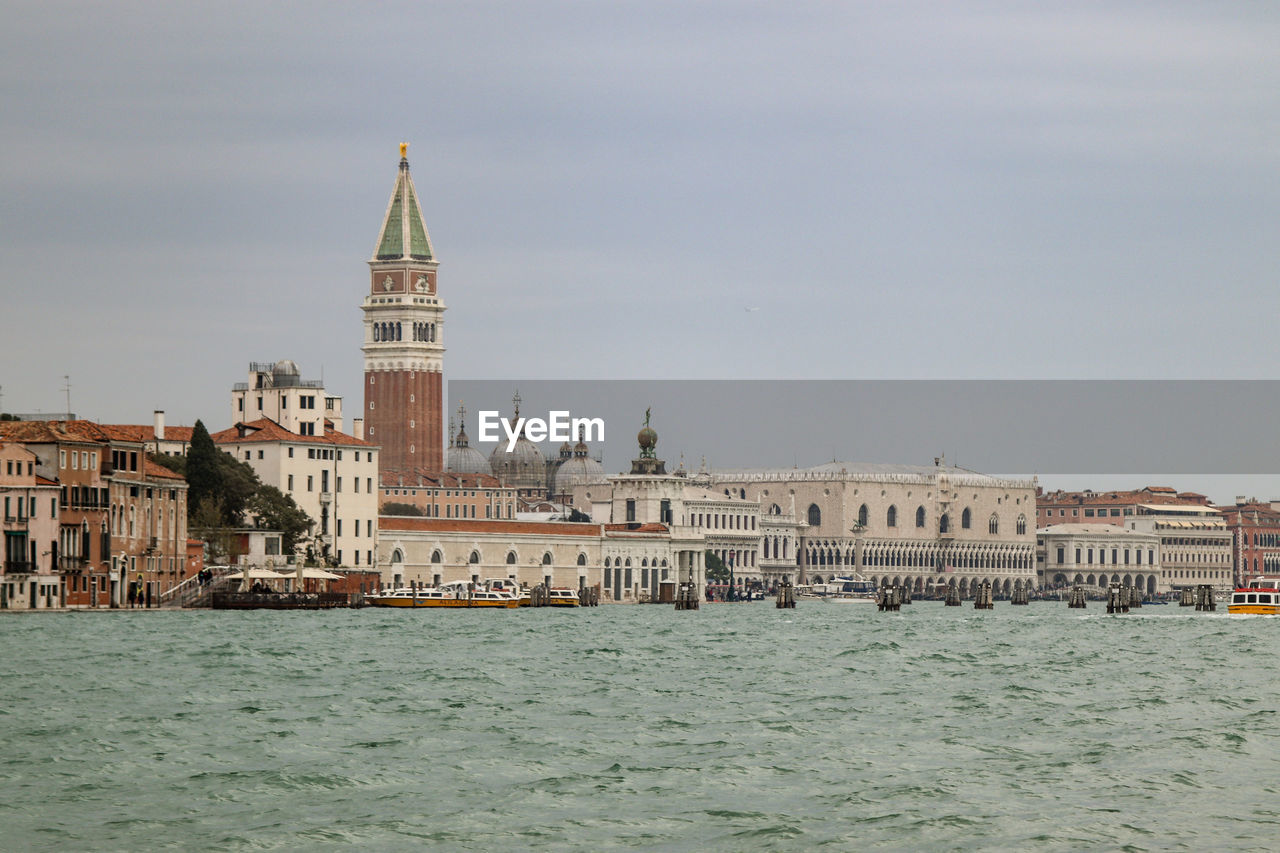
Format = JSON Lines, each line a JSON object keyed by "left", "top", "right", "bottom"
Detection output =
{"left": 3, "top": 3, "right": 1278, "bottom": 497}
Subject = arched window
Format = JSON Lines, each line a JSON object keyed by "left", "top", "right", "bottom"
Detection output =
{"left": 857, "top": 504, "right": 868, "bottom": 528}
{"left": 1016, "top": 514, "right": 1027, "bottom": 535}
{"left": 808, "top": 503, "right": 821, "bottom": 526}
{"left": 431, "top": 550, "right": 442, "bottom": 563}
{"left": 962, "top": 508, "right": 972, "bottom": 529}
{"left": 506, "top": 551, "right": 517, "bottom": 564}
{"left": 469, "top": 550, "right": 480, "bottom": 564}
{"left": 542, "top": 552, "right": 553, "bottom": 565}
{"left": 373, "top": 324, "right": 380, "bottom": 342}
{"left": 940, "top": 513, "right": 950, "bottom": 534}
{"left": 577, "top": 553, "right": 587, "bottom": 566}
{"left": 769, "top": 503, "right": 781, "bottom": 515}
{"left": 915, "top": 506, "right": 925, "bottom": 528}
{"left": 988, "top": 514, "right": 999, "bottom": 535}
{"left": 391, "top": 549, "right": 404, "bottom": 563}
{"left": 739, "top": 488, "right": 746, "bottom": 499}
{"left": 641, "top": 558, "right": 648, "bottom": 567}
{"left": 395, "top": 322, "right": 402, "bottom": 341}
{"left": 886, "top": 505, "right": 897, "bottom": 527}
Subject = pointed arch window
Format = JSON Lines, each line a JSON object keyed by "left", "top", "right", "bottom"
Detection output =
{"left": 886, "top": 505, "right": 897, "bottom": 528}
{"left": 1016, "top": 514, "right": 1027, "bottom": 535}
{"left": 915, "top": 506, "right": 925, "bottom": 528}
{"left": 857, "top": 504, "right": 869, "bottom": 528}
{"left": 961, "top": 508, "right": 972, "bottom": 529}
{"left": 988, "top": 514, "right": 999, "bottom": 535}
{"left": 940, "top": 513, "right": 950, "bottom": 534}
{"left": 807, "top": 503, "right": 821, "bottom": 526}
{"left": 430, "top": 550, "right": 442, "bottom": 564}
{"left": 506, "top": 551, "right": 517, "bottom": 564}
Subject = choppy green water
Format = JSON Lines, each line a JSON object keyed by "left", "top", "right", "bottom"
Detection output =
{"left": 2, "top": 602, "right": 1277, "bottom": 851}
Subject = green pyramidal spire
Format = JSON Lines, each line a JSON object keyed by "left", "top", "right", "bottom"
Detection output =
{"left": 373, "top": 143, "right": 435, "bottom": 262}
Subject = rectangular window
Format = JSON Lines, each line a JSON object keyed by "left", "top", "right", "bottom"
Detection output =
{"left": 626, "top": 499, "right": 636, "bottom": 522}
{"left": 60, "top": 450, "right": 66, "bottom": 468}
{"left": 287, "top": 475, "right": 294, "bottom": 491}
{"left": 288, "top": 447, "right": 294, "bottom": 458}
{"left": 337, "top": 477, "right": 342, "bottom": 493}
{"left": 367, "top": 478, "right": 372, "bottom": 493}
{"left": 71, "top": 452, "right": 78, "bottom": 470}
{"left": 307, "top": 476, "right": 313, "bottom": 492}
{"left": 130, "top": 452, "right": 137, "bottom": 471}
{"left": 354, "top": 479, "right": 359, "bottom": 494}
{"left": 257, "top": 450, "right": 264, "bottom": 459}
{"left": 1056, "top": 547, "right": 1064, "bottom": 563}
{"left": 1084, "top": 509, "right": 1094, "bottom": 517}
{"left": 337, "top": 519, "right": 342, "bottom": 536}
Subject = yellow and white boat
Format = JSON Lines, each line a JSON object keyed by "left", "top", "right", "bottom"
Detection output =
{"left": 1228, "top": 576, "right": 1280, "bottom": 615}
{"left": 366, "top": 581, "right": 520, "bottom": 608}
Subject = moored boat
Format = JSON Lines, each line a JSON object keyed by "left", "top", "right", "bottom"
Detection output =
{"left": 1228, "top": 576, "right": 1280, "bottom": 615}
{"left": 366, "top": 580, "right": 520, "bottom": 608}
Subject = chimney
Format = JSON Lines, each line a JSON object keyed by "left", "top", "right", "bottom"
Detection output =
{"left": 353, "top": 417, "right": 364, "bottom": 441}
{"left": 154, "top": 410, "right": 165, "bottom": 441}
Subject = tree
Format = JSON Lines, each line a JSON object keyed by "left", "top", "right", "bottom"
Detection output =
{"left": 247, "top": 485, "right": 313, "bottom": 553}
{"left": 186, "top": 421, "right": 221, "bottom": 520}
{"left": 148, "top": 452, "right": 186, "bottom": 476}
{"left": 190, "top": 496, "right": 246, "bottom": 565}
{"left": 705, "top": 550, "right": 730, "bottom": 584}
{"left": 381, "top": 501, "right": 424, "bottom": 517}
{"left": 568, "top": 508, "right": 591, "bottom": 522}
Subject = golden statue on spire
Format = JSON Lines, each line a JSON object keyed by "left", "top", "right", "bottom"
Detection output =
{"left": 400, "top": 142, "right": 408, "bottom": 159}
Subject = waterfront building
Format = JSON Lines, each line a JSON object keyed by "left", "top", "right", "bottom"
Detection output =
{"left": 0, "top": 419, "right": 189, "bottom": 608}
{"left": 380, "top": 471, "right": 517, "bottom": 520}
{"left": 231, "top": 361, "right": 345, "bottom": 436}
{"left": 209, "top": 417, "right": 379, "bottom": 570}
{"left": 0, "top": 441, "right": 61, "bottom": 608}
{"left": 1036, "top": 486, "right": 1211, "bottom": 527}
{"left": 711, "top": 458, "right": 1038, "bottom": 596}
{"left": 1036, "top": 523, "right": 1162, "bottom": 595}
{"left": 363, "top": 144, "right": 445, "bottom": 476}
{"left": 1215, "top": 497, "right": 1280, "bottom": 585}
{"left": 1125, "top": 505, "right": 1232, "bottom": 592}
{"left": 379, "top": 422, "right": 709, "bottom": 601}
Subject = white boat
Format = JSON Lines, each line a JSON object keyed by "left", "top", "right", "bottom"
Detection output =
{"left": 1228, "top": 576, "right": 1280, "bottom": 615}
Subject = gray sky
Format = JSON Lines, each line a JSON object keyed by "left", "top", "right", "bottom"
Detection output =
{"left": 3, "top": 3, "right": 1278, "bottom": 498}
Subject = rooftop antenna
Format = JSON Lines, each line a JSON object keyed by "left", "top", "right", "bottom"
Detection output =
{"left": 63, "top": 375, "right": 71, "bottom": 418}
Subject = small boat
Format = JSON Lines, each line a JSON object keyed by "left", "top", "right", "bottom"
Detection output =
{"left": 545, "top": 587, "right": 580, "bottom": 607}
{"left": 1228, "top": 576, "right": 1280, "bottom": 615}
{"left": 366, "top": 581, "right": 520, "bottom": 608}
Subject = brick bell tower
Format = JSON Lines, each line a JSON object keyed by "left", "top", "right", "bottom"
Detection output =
{"left": 363, "top": 143, "right": 445, "bottom": 476}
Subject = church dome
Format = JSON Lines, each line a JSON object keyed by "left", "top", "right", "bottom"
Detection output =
{"left": 489, "top": 432, "right": 546, "bottom": 491}
{"left": 448, "top": 443, "right": 491, "bottom": 476}
{"left": 553, "top": 452, "right": 606, "bottom": 495}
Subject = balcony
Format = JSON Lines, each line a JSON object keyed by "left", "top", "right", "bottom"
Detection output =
{"left": 3, "top": 562, "right": 34, "bottom": 575}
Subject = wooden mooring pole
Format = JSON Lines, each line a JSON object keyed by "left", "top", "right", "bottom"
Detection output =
{"left": 974, "top": 580, "right": 994, "bottom": 610}
{"left": 776, "top": 579, "right": 796, "bottom": 609}
{"left": 878, "top": 586, "right": 902, "bottom": 612}
{"left": 1067, "top": 585, "right": 1087, "bottom": 609}
{"left": 1194, "top": 584, "right": 1216, "bottom": 612}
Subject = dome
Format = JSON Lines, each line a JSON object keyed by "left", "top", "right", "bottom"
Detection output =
{"left": 448, "top": 444, "right": 491, "bottom": 476}
{"left": 638, "top": 426, "right": 657, "bottom": 450}
{"left": 489, "top": 432, "right": 546, "bottom": 491}
{"left": 553, "top": 454, "right": 606, "bottom": 495}
{"left": 272, "top": 359, "right": 300, "bottom": 378}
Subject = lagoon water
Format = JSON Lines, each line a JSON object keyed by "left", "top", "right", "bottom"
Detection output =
{"left": 2, "top": 602, "right": 1278, "bottom": 851}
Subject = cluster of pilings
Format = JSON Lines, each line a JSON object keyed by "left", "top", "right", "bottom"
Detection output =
{"left": 776, "top": 580, "right": 796, "bottom": 609}
{"left": 578, "top": 587, "right": 600, "bottom": 607}
{"left": 1194, "top": 584, "right": 1216, "bottom": 611}
{"left": 973, "top": 580, "right": 994, "bottom": 610}
{"left": 1067, "top": 586, "right": 1088, "bottom": 608}
{"left": 1011, "top": 585, "right": 1030, "bottom": 605}
{"left": 878, "top": 586, "right": 903, "bottom": 611}
{"left": 675, "top": 583, "right": 700, "bottom": 611}
{"left": 944, "top": 586, "right": 962, "bottom": 606}
{"left": 1106, "top": 584, "right": 1132, "bottom": 614}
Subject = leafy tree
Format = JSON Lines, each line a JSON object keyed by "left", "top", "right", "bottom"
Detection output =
{"left": 186, "top": 421, "right": 221, "bottom": 520}
{"left": 568, "top": 508, "right": 591, "bottom": 522}
{"left": 381, "top": 501, "right": 424, "bottom": 517}
{"left": 190, "top": 496, "right": 246, "bottom": 565}
{"left": 0, "top": 413, "right": 19, "bottom": 421}
{"left": 247, "top": 485, "right": 313, "bottom": 553}
{"left": 705, "top": 550, "right": 730, "bottom": 584}
{"left": 148, "top": 452, "right": 186, "bottom": 476}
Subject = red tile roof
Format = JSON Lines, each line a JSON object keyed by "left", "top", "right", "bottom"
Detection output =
{"left": 380, "top": 470, "right": 507, "bottom": 489}
{"left": 209, "top": 418, "right": 375, "bottom": 448}
{"left": 603, "top": 522, "right": 670, "bottom": 534}
{"left": 378, "top": 517, "right": 601, "bottom": 536}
